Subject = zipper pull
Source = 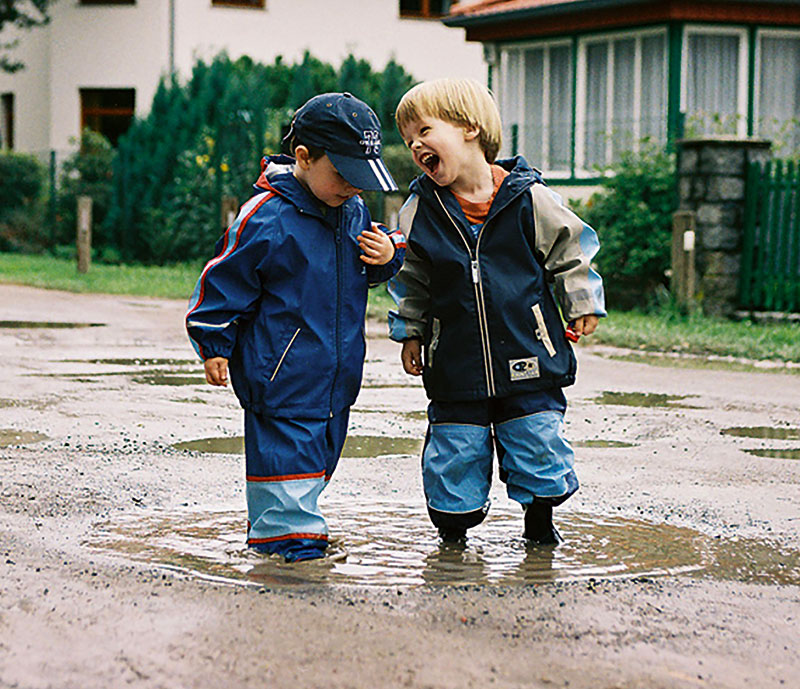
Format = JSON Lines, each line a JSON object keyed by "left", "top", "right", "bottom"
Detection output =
{"left": 471, "top": 260, "right": 479, "bottom": 284}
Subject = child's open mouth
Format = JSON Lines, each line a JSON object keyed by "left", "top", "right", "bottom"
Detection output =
{"left": 420, "top": 152, "right": 440, "bottom": 174}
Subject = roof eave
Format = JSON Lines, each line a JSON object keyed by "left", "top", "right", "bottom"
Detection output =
{"left": 443, "top": 0, "right": 646, "bottom": 27}
{"left": 443, "top": 0, "right": 800, "bottom": 27}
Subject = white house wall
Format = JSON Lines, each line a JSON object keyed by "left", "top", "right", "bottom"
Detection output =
{"left": 176, "top": 0, "right": 483, "bottom": 84}
{"left": 0, "top": 22, "right": 51, "bottom": 155}
{"left": 48, "top": 0, "right": 168, "bottom": 153}
{"left": 0, "top": 0, "right": 484, "bottom": 154}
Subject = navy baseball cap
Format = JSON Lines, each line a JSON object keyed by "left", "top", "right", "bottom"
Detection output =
{"left": 284, "top": 92, "right": 398, "bottom": 192}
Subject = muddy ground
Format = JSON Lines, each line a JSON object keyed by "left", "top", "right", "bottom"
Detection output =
{"left": 1, "top": 283, "right": 798, "bottom": 689}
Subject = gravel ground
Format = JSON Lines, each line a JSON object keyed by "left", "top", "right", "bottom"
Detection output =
{"left": 1, "top": 284, "right": 798, "bottom": 689}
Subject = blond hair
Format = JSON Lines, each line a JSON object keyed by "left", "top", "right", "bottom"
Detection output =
{"left": 395, "top": 78, "right": 503, "bottom": 163}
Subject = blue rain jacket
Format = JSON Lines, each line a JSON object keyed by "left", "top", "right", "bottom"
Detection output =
{"left": 187, "top": 154, "right": 405, "bottom": 419}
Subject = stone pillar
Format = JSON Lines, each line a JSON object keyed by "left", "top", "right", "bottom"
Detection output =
{"left": 676, "top": 138, "right": 771, "bottom": 317}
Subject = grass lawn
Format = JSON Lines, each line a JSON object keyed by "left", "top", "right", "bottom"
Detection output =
{"left": 2, "top": 253, "right": 799, "bottom": 363}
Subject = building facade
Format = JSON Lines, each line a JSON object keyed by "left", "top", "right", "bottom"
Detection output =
{"left": 447, "top": 0, "right": 800, "bottom": 185}
{"left": 0, "top": 0, "right": 484, "bottom": 156}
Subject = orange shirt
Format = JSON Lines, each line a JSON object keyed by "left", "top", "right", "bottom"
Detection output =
{"left": 452, "top": 165, "right": 510, "bottom": 228}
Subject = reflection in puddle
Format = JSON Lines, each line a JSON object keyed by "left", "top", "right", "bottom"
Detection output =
{"left": 722, "top": 426, "right": 800, "bottom": 440}
{"left": 600, "top": 351, "right": 800, "bottom": 376}
{"left": 744, "top": 448, "right": 800, "bottom": 460}
{"left": 353, "top": 408, "right": 428, "bottom": 421}
{"left": 173, "top": 435, "right": 422, "bottom": 458}
{"left": 573, "top": 439, "right": 637, "bottom": 449}
{"left": 133, "top": 374, "right": 207, "bottom": 386}
{"left": 591, "top": 391, "right": 699, "bottom": 409}
{"left": 79, "top": 358, "right": 197, "bottom": 367}
{"left": 86, "top": 502, "right": 800, "bottom": 588}
{"left": 342, "top": 436, "right": 422, "bottom": 458}
{"left": 0, "top": 429, "right": 49, "bottom": 447}
{"left": 0, "top": 320, "right": 104, "bottom": 329}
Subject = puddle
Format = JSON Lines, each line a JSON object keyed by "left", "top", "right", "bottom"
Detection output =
{"left": 77, "top": 358, "right": 197, "bottom": 367}
{"left": 133, "top": 374, "right": 207, "bottom": 386}
{"left": 353, "top": 408, "right": 428, "bottom": 421}
{"left": 0, "top": 429, "right": 49, "bottom": 447}
{"left": 573, "top": 440, "right": 638, "bottom": 448}
{"left": 85, "top": 502, "right": 800, "bottom": 588}
{"left": 0, "top": 320, "right": 104, "bottom": 329}
{"left": 173, "top": 435, "right": 423, "bottom": 458}
{"left": 342, "top": 436, "right": 422, "bottom": 458}
{"left": 591, "top": 391, "right": 699, "bottom": 409}
{"left": 601, "top": 352, "right": 800, "bottom": 376}
{"left": 722, "top": 426, "right": 800, "bottom": 440}
{"left": 174, "top": 436, "right": 244, "bottom": 454}
{"left": 744, "top": 448, "right": 800, "bottom": 460}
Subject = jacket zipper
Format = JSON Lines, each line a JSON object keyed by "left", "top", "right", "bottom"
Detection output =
{"left": 270, "top": 328, "right": 301, "bottom": 381}
{"left": 434, "top": 191, "right": 496, "bottom": 396}
{"left": 330, "top": 220, "right": 343, "bottom": 417}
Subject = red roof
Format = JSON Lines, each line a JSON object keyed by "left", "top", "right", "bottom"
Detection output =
{"left": 450, "top": 0, "right": 585, "bottom": 19}
{"left": 446, "top": 1, "right": 800, "bottom": 39}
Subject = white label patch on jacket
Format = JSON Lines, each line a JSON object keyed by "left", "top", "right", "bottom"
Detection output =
{"left": 509, "top": 357, "right": 540, "bottom": 381}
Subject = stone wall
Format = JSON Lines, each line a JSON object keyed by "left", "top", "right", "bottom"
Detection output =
{"left": 676, "top": 138, "right": 772, "bottom": 317}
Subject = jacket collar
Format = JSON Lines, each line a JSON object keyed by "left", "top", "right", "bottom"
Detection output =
{"left": 409, "top": 155, "right": 540, "bottom": 227}
{"left": 254, "top": 154, "right": 354, "bottom": 224}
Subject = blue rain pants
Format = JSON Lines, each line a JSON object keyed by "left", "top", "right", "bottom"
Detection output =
{"left": 421, "top": 390, "right": 578, "bottom": 532}
{"left": 244, "top": 408, "right": 350, "bottom": 562}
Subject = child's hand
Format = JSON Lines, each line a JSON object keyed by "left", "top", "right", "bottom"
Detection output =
{"left": 358, "top": 227, "right": 395, "bottom": 266}
{"left": 571, "top": 315, "right": 599, "bottom": 337}
{"left": 401, "top": 339, "right": 423, "bottom": 376}
{"left": 204, "top": 357, "right": 229, "bottom": 386}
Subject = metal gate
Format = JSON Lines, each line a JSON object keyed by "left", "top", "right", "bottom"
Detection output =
{"left": 741, "top": 160, "right": 800, "bottom": 313}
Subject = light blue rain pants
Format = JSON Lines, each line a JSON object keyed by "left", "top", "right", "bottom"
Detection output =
{"left": 244, "top": 408, "right": 349, "bottom": 562}
{"left": 421, "top": 391, "right": 578, "bottom": 532}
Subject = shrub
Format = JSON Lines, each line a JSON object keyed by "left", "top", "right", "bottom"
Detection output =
{"left": 54, "top": 129, "right": 115, "bottom": 256}
{"left": 575, "top": 143, "right": 676, "bottom": 309}
{"left": 0, "top": 151, "right": 47, "bottom": 252}
{"left": 104, "top": 52, "right": 417, "bottom": 264}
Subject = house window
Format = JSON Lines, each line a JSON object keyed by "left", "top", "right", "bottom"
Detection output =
{"left": 1, "top": 93, "right": 13, "bottom": 150}
{"left": 682, "top": 26, "right": 748, "bottom": 138}
{"left": 80, "top": 88, "right": 135, "bottom": 146}
{"left": 577, "top": 29, "right": 667, "bottom": 172}
{"left": 400, "top": 0, "right": 450, "bottom": 19}
{"left": 211, "top": 0, "right": 265, "bottom": 8}
{"left": 756, "top": 29, "right": 800, "bottom": 154}
{"left": 500, "top": 41, "right": 572, "bottom": 173}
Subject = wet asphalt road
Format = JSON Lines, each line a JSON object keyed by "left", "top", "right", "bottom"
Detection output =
{"left": 1, "top": 284, "right": 799, "bottom": 689}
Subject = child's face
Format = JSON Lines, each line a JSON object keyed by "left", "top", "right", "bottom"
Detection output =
{"left": 401, "top": 115, "right": 479, "bottom": 188}
{"left": 294, "top": 150, "right": 362, "bottom": 207}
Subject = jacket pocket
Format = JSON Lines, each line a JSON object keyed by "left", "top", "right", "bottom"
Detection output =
{"left": 270, "top": 327, "right": 301, "bottom": 381}
{"left": 531, "top": 304, "right": 556, "bottom": 358}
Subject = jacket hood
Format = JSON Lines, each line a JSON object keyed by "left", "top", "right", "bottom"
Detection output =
{"left": 253, "top": 153, "right": 359, "bottom": 218}
{"left": 408, "top": 155, "right": 540, "bottom": 202}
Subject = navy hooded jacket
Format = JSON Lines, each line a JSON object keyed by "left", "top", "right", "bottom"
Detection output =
{"left": 388, "top": 156, "right": 605, "bottom": 402}
{"left": 187, "top": 155, "right": 405, "bottom": 418}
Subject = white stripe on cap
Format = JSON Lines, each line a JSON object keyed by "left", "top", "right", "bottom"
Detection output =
{"left": 376, "top": 158, "right": 398, "bottom": 191}
{"left": 368, "top": 158, "right": 392, "bottom": 192}
{"left": 375, "top": 158, "right": 398, "bottom": 191}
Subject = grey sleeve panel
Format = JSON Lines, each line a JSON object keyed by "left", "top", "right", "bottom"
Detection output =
{"left": 387, "top": 195, "right": 431, "bottom": 342}
{"left": 531, "top": 184, "right": 607, "bottom": 321}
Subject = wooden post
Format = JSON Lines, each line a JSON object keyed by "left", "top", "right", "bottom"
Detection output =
{"left": 77, "top": 196, "right": 92, "bottom": 274}
{"left": 221, "top": 196, "right": 238, "bottom": 230}
{"left": 671, "top": 210, "right": 696, "bottom": 308}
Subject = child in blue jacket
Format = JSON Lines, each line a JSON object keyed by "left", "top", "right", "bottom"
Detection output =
{"left": 389, "top": 79, "right": 606, "bottom": 545}
{"left": 186, "top": 93, "right": 405, "bottom": 562}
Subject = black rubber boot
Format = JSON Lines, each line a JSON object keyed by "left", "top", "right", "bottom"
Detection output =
{"left": 438, "top": 527, "right": 467, "bottom": 544}
{"left": 523, "top": 501, "right": 563, "bottom": 545}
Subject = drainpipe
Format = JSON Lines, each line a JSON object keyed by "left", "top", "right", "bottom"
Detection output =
{"left": 168, "top": 0, "right": 176, "bottom": 75}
